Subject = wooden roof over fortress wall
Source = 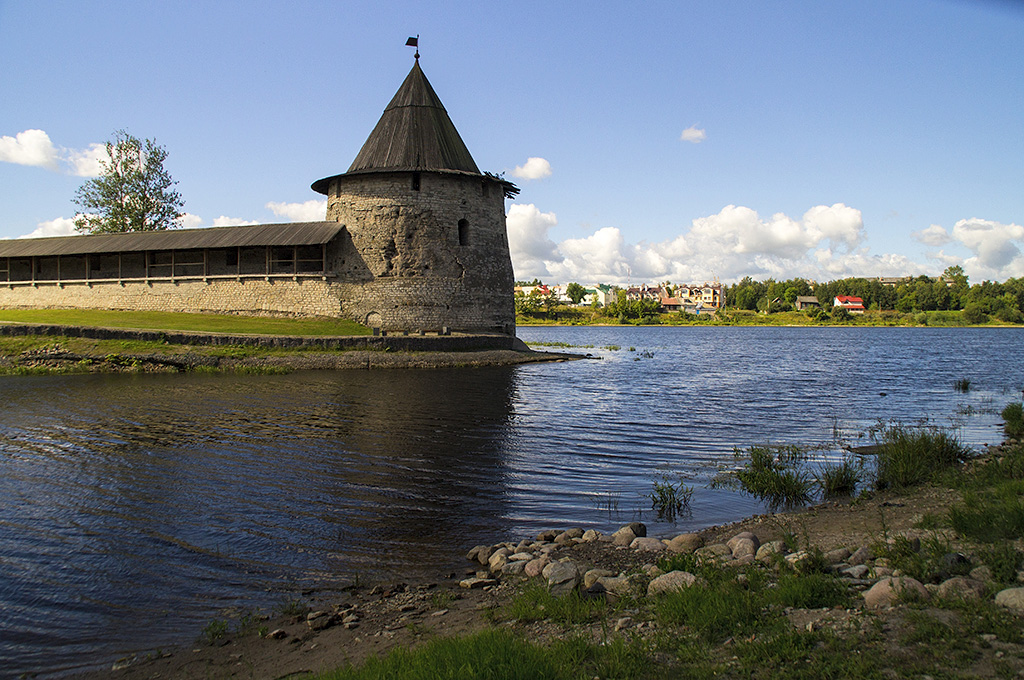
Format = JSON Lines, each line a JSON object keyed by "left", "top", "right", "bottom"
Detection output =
{"left": 0, "top": 222, "right": 344, "bottom": 258}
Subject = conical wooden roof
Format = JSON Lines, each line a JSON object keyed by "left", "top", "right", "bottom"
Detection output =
{"left": 349, "top": 61, "right": 479, "bottom": 174}
{"left": 311, "top": 61, "right": 484, "bottom": 195}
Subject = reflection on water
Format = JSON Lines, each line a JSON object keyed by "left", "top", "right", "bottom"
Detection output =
{"left": 0, "top": 369, "right": 519, "bottom": 677}
{"left": 0, "top": 326, "right": 1022, "bottom": 676}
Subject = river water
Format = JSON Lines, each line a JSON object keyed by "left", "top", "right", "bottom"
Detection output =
{"left": 1, "top": 326, "right": 1021, "bottom": 676}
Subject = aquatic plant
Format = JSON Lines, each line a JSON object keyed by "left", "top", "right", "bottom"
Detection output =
{"left": 725, "top": 445, "right": 813, "bottom": 508}
{"left": 954, "top": 377, "right": 972, "bottom": 393}
{"left": 873, "top": 424, "right": 971, "bottom": 490}
{"left": 645, "top": 474, "right": 693, "bottom": 521}
{"left": 815, "top": 457, "right": 862, "bottom": 498}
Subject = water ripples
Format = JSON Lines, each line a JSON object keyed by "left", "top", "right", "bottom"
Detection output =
{"left": 0, "top": 327, "right": 1021, "bottom": 676}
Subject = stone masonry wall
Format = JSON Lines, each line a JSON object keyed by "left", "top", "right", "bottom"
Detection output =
{"left": 327, "top": 171, "right": 515, "bottom": 333}
{"left": 0, "top": 278, "right": 344, "bottom": 317}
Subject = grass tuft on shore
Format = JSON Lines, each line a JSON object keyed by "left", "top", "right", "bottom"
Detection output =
{"left": 1002, "top": 402, "right": 1024, "bottom": 439}
{"left": 313, "top": 628, "right": 646, "bottom": 680}
{"left": 874, "top": 424, "right": 972, "bottom": 490}
{"left": 503, "top": 583, "right": 609, "bottom": 626}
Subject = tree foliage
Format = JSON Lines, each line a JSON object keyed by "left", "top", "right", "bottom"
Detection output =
{"left": 565, "top": 282, "right": 587, "bottom": 305}
{"left": 73, "top": 130, "right": 184, "bottom": 234}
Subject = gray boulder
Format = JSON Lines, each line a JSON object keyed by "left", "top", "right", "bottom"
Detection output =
{"left": 848, "top": 546, "right": 874, "bottom": 566}
{"left": 729, "top": 537, "right": 759, "bottom": 559}
{"left": 823, "top": 547, "right": 852, "bottom": 564}
{"left": 863, "top": 577, "right": 931, "bottom": 609}
{"left": 755, "top": 540, "right": 786, "bottom": 562}
{"left": 583, "top": 568, "right": 617, "bottom": 589}
{"left": 647, "top": 570, "right": 701, "bottom": 596}
{"left": 727, "top": 532, "right": 760, "bottom": 558}
{"left": 936, "top": 577, "right": 986, "bottom": 601}
{"left": 995, "top": 587, "right": 1024, "bottom": 613}
{"left": 524, "top": 556, "right": 550, "bottom": 578}
{"left": 666, "top": 533, "right": 703, "bottom": 553}
{"left": 631, "top": 537, "right": 667, "bottom": 552}
{"left": 695, "top": 543, "right": 732, "bottom": 560}
{"left": 544, "top": 560, "right": 580, "bottom": 597}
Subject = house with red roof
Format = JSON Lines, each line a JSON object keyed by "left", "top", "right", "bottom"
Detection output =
{"left": 833, "top": 295, "right": 866, "bottom": 314}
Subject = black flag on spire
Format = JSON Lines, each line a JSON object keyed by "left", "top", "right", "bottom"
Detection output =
{"left": 406, "top": 35, "right": 419, "bottom": 59}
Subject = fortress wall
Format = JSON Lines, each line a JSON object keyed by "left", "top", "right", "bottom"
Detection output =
{"left": 0, "top": 278, "right": 344, "bottom": 318}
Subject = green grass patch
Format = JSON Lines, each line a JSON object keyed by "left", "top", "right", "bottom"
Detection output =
{"left": 950, "top": 481, "right": 1024, "bottom": 543}
{"left": 872, "top": 535, "right": 971, "bottom": 584}
{"left": 0, "top": 308, "right": 370, "bottom": 336}
{"left": 503, "top": 582, "right": 608, "bottom": 626}
{"left": 1002, "top": 401, "right": 1024, "bottom": 438}
{"left": 733, "top": 630, "right": 887, "bottom": 680}
{"left": 654, "top": 577, "right": 777, "bottom": 643}
{"left": 973, "top": 543, "right": 1024, "bottom": 585}
{"left": 313, "top": 629, "right": 646, "bottom": 680}
{"left": 769, "top": 572, "right": 850, "bottom": 609}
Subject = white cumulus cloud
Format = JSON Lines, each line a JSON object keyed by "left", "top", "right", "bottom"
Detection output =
{"left": 64, "top": 143, "right": 108, "bottom": 177}
{"left": 912, "top": 224, "right": 952, "bottom": 246}
{"left": 508, "top": 202, "right": 916, "bottom": 285}
{"left": 680, "top": 125, "right": 707, "bottom": 143}
{"left": 266, "top": 199, "right": 327, "bottom": 222}
{"left": 506, "top": 203, "right": 561, "bottom": 277}
{"left": 212, "top": 216, "right": 260, "bottom": 227}
{"left": 19, "top": 217, "right": 78, "bottom": 239}
{"left": 0, "top": 129, "right": 109, "bottom": 177}
{"left": 180, "top": 213, "right": 204, "bottom": 230}
{"left": 510, "top": 157, "right": 552, "bottom": 180}
{"left": 0, "top": 129, "right": 59, "bottom": 169}
{"left": 949, "top": 218, "right": 1024, "bottom": 278}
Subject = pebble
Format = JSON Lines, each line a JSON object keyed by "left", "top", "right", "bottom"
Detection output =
{"left": 460, "top": 577, "right": 497, "bottom": 589}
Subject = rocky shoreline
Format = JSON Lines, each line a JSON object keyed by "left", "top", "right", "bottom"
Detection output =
{"left": 72, "top": 443, "right": 1024, "bottom": 679}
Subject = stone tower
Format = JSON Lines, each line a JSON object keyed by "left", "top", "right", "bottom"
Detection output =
{"left": 312, "top": 59, "right": 517, "bottom": 335}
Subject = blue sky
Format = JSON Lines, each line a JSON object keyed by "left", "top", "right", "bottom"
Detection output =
{"left": 2, "top": 0, "right": 1022, "bottom": 285}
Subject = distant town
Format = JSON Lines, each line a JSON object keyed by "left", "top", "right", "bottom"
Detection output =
{"left": 515, "top": 266, "right": 1024, "bottom": 325}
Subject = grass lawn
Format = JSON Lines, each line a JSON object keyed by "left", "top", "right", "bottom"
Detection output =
{"left": 0, "top": 308, "right": 370, "bottom": 336}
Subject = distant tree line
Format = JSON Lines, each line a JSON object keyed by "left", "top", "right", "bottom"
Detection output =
{"left": 724, "top": 266, "right": 1024, "bottom": 323}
